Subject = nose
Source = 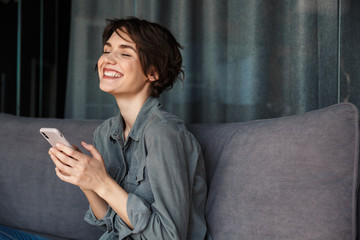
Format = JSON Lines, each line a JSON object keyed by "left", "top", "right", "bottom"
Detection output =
{"left": 102, "top": 53, "right": 116, "bottom": 65}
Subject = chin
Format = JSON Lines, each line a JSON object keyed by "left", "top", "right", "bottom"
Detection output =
{"left": 99, "top": 83, "right": 113, "bottom": 94}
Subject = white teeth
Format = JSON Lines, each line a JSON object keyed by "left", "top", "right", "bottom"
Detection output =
{"left": 104, "top": 71, "right": 121, "bottom": 78}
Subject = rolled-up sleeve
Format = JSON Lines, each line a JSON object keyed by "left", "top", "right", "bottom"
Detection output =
{"left": 84, "top": 205, "right": 112, "bottom": 232}
{"left": 111, "top": 193, "right": 152, "bottom": 239}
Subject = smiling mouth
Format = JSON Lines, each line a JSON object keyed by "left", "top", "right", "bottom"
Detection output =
{"left": 103, "top": 69, "right": 123, "bottom": 78}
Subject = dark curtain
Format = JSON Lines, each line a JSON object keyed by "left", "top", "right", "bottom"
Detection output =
{"left": 65, "top": 0, "right": 360, "bottom": 123}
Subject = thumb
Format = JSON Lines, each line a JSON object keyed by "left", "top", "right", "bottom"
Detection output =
{"left": 81, "top": 142, "right": 102, "bottom": 161}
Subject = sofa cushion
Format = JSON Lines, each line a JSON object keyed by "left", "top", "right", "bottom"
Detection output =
{"left": 0, "top": 114, "right": 103, "bottom": 240}
{"left": 189, "top": 103, "right": 359, "bottom": 240}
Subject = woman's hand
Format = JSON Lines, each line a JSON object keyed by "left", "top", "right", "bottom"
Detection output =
{"left": 50, "top": 142, "right": 132, "bottom": 227}
{"left": 49, "top": 142, "right": 109, "bottom": 193}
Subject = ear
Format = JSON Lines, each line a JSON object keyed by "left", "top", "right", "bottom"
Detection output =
{"left": 147, "top": 67, "right": 159, "bottom": 82}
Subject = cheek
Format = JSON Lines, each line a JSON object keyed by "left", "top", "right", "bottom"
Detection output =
{"left": 97, "top": 57, "right": 103, "bottom": 67}
{"left": 97, "top": 58, "right": 103, "bottom": 76}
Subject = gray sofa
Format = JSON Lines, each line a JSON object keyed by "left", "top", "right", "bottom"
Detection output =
{"left": 0, "top": 103, "right": 358, "bottom": 240}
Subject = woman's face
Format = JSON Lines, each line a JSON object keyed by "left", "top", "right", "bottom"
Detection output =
{"left": 97, "top": 30, "right": 150, "bottom": 98}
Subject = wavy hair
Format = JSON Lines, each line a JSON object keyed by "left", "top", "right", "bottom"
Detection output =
{"left": 100, "top": 17, "right": 184, "bottom": 98}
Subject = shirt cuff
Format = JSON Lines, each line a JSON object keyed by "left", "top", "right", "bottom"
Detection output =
{"left": 84, "top": 205, "right": 112, "bottom": 232}
{"left": 113, "top": 193, "right": 152, "bottom": 239}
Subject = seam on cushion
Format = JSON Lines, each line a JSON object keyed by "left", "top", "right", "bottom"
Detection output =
{"left": 349, "top": 103, "right": 359, "bottom": 240}
{"left": 338, "top": 103, "right": 360, "bottom": 240}
{"left": 336, "top": 103, "right": 360, "bottom": 240}
{"left": 313, "top": 103, "right": 359, "bottom": 240}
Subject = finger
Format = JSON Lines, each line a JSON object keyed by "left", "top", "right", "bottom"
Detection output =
{"left": 50, "top": 153, "right": 73, "bottom": 175}
{"left": 49, "top": 148, "right": 65, "bottom": 166}
{"left": 55, "top": 143, "right": 83, "bottom": 161}
{"left": 50, "top": 147, "right": 76, "bottom": 167}
{"left": 81, "top": 142, "right": 103, "bottom": 161}
{"left": 55, "top": 167, "right": 70, "bottom": 176}
{"left": 55, "top": 167, "right": 76, "bottom": 184}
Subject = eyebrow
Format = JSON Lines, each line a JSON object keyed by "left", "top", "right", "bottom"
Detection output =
{"left": 104, "top": 42, "right": 137, "bottom": 53}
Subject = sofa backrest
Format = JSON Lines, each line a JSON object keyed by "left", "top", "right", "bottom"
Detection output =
{"left": 0, "top": 113, "right": 104, "bottom": 239}
{"left": 188, "top": 103, "right": 359, "bottom": 240}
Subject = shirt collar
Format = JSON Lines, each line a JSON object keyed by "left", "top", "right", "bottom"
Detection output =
{"left": 110, "top": 97, "right": 160, "bottom": 142}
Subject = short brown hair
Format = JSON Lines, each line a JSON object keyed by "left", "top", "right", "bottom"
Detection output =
{"left": 101, "top": 17, "right": 184, "bottom": 98}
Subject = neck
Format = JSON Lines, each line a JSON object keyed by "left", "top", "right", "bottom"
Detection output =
{"left": 116, "top": 94, "right": 150, "bottom": 134}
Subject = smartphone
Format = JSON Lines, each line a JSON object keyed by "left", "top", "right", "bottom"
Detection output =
{"left": 40, "top": 128, "right": 73, "bottom": 149}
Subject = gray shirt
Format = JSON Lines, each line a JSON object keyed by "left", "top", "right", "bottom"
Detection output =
{"left": 84, "top": 97, "right": 209, "bottom": 240}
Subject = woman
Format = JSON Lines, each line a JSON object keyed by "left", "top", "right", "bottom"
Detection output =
{"left": 49, "top": 17, "right": 209, "bottom": 240}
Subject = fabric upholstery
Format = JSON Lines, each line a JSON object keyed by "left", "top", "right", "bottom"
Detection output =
{"left": 0, "top": 114, "right": 103, "bottom": 240}
{"left": 0, "top": 103, "right": 358, "bottom": 240}
{"left": 189, "top": 103, "right": 359, "bottom": 240}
